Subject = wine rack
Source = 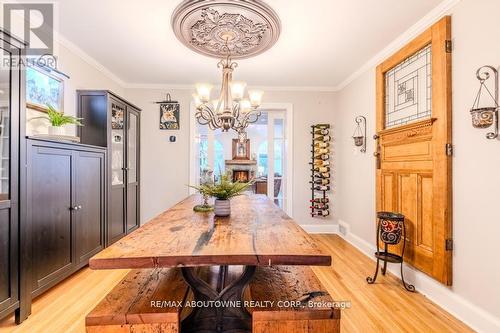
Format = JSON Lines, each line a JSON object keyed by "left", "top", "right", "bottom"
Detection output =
{"left": 310, "top": 124, "right": 331, "bottom": 218}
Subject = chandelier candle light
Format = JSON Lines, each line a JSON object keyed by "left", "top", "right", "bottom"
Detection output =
{"left": 192, "top": 50, "right": 264, "bottom": 134}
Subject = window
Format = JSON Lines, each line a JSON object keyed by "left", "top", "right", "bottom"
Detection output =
{"left": 214, "top": 140, "right": 224, "bottom": 178}
{"left": 257, "top": 141, "right": 268, "bottom": 177}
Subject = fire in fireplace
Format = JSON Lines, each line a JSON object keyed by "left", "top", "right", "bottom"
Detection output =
{"left": 233, "top": 170, "right": 250, "bottom": 182}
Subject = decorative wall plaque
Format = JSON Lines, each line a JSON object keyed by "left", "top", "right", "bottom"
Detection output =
{"left": 171, "top": 0, "right": 281, "bottom": 59}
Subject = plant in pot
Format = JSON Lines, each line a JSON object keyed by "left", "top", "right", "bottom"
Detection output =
{"left": 36, "top": 104, "right": 83, "bottom": 135}
{"left": 190, "top": 173, "right": 253, "bottom": 217}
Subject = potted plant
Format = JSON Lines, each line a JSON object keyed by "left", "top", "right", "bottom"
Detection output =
{"left": 190, "top": 173, "right": 253, "bottom": 217}
{"left": 37, "top": 104, "right": 83, "bottom": 135}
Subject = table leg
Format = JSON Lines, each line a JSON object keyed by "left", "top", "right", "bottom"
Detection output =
{"left": 181, "top": 265, "right": 256, "bottom": 333}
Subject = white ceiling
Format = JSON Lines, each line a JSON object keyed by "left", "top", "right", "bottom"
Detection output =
{"left": 54, "top": 0, "right": 444, "bottom": 89}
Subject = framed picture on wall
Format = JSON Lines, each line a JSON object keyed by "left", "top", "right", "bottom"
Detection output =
{"left": 232, "top": 138, "right": 250, "bottom": 160}
{"left": 159, "top": 103, "right": 180, "bottom": 130}
{"left": 157, "top": 93, "right": 180, "bottom": 130}
{"left": 26, "top": 65, "right": 64, "bottom": 112}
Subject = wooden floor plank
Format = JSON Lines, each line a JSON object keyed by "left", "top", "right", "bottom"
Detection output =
{"left": 0, "top": 234, "right": 472, "bottom": 333}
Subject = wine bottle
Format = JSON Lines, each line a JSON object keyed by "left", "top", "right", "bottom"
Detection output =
{"left": 314, "top": 154, "right": 329, "bottom": 160}
{"left": 314, "top": 185, "right": 330, "bottom": 191}
{"left": 314, "top": 160, "right": 330, "bottom": 166}
{"left": 312, "top": 166, "right": 330, "bottom": 173}
{"left": 310, "top": 179, "right": 330, "bottom": 185}
{"left": 314, "top": 172, "right": 330, "bottom": 179}
{"left": 310, "top": 198, "right": 329, "bottom": 204}
{"left": 314, "top": 148, "right": 329, "bottom": 155}
{"left": 314, "top": 129, "right": 329, "bottom": 135}
{"left": 314, "top": 142, "right": 330, "bottom": 148}
{"left": 317, "top": 178, "right": 330, "bottom": 185}
{"left": 314, "top": 135, "right": 331, "bottom": 141}
{"left": 314, "top": 210, "right": 330, "bottom": 217}
{"left": 311, "top": 203, "right": 330, "bottom": 210}
{"left": 309, "top": 160, "right": 330, "bottom": 166}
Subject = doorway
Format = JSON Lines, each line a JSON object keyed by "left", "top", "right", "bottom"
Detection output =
{"left": 189, "top": 104, "right": 293, "bottom": 216}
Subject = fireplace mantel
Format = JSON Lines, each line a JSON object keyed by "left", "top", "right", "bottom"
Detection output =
{"left": 225, "top": 159, "right": 257, "bottom": 165}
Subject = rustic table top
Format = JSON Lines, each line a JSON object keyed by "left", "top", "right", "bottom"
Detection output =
{"left": 90, "top": 194, "right": 331, "bottom": 269}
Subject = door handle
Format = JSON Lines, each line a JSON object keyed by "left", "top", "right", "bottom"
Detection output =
{"left": 374, "top": 134, "right": 381, "bottom": 169}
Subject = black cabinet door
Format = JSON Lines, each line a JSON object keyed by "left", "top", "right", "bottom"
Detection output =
{"left": 74, "top": 150, "right": 105, "bottom": 265}
{"left": 108, "top": 98, "right": 127, "bottom": 244}
{"left": 28, "top": 146, "right": 74, "bottom": 296}
{"left": 0, "top": 43, "right": 20, "bottom": 319}
{"left": 126, "top": 108, "right": 140, "bottom": 232}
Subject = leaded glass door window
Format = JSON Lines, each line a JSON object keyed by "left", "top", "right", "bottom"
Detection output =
{"left": 385, "top": 44, "right": 432, "bottom": 128}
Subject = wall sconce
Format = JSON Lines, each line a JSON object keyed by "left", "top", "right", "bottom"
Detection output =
{"left": 470, "top": 65, "right": 498, "bottom": 139}
{"left": 352, "top": 116, "right": 367, "bottom": 153}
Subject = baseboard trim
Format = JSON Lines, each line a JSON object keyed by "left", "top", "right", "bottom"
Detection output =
{"left": 336, "top": 220, "right": 500, "bottom": 333}
{"left": 302, "top": 224, "right": 339, "bottom": 234}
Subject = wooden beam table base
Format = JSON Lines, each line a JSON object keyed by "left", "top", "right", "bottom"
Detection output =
{"left": 181, "top": 266, "right": 256, "bottom": 333}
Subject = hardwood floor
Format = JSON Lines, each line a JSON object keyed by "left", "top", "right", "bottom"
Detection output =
{"left": 0, "top": 235, "right": 472, "bottom": 333}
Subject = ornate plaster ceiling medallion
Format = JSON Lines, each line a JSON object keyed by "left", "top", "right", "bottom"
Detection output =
{"left": 171, "top": 0, "right": 281, "bottom": 59}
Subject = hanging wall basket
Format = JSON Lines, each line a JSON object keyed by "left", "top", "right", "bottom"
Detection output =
{"left": 470, "top": 65, "right": 499, "bottom": 138}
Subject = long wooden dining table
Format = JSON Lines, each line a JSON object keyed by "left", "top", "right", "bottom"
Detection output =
{"left": 90, "top": 194, "right": 332, "bottom": 332}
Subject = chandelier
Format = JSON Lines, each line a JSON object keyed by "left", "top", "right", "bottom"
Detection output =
{"left": 171, "top": 0, "right": 281, "bottom": 135}
{"left": 192, "top": 45, "right": 263, "bottom": 133}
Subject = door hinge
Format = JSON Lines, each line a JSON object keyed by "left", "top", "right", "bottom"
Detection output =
{"left": 445, "top": 40, "right": 452, "bottom": 53}
{"left": 445, "top": 238, "right": 453, "bottom": 251}
{"left": 445, "top": 143, "right": 453, "bottom": 156}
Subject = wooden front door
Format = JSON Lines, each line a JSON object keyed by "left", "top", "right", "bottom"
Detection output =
{"left": 375, "top": 16, "right": 452, "bottom": 285}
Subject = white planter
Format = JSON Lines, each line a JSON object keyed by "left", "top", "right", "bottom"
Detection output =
{"left": 214, "top": 199, "right": 231, "bottom": 217}
{"left": 48, "top": 125, "right": 65, "bottom": 136}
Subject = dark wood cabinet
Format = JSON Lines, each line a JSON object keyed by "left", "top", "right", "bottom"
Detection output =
{"left": 25, "top": 139, "right": 106, "bottom": 299}
{"left": 0, "top": 30, "right": 25, "bottom": 322}
{"left": 29, "top": 146, "right": 74, "bottom": 295}
{"left": 75, "top": 150, "right": 106, "bottom": 264}
{"left": 77, "top": 90, "right": 141, "bottom": 244}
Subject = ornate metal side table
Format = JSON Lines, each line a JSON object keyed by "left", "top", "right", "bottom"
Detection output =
{"left": 366, "top": 212, "right": 415, "bottom": 292}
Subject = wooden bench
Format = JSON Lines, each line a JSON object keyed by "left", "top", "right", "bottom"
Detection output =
{"left": 247, "top": 266, "right": 341, "bottom": 333}
{"left": 86, "top": 266, "right": 340, "bottom": 333}
{"left": 85, "top": 268, "right": 189, "bottom": 333}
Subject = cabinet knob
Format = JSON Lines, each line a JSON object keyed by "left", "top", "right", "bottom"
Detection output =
{"left": 71, "top": 206, "right": 79, "bottom": 211}
{"left": 78, "top": 205, "right": 82, "bottom": 210}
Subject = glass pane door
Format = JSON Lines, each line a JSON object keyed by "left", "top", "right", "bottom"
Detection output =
{"left": 194, "top": 110, "right": 288, "bottom": 210}
{"left": 128, "top": 112, "right": 138, "bottom": 183}
{"left": 272, "top": 117, "right": 284, "bottom": 208}
{"left": 0, "top": 49, "right": 10, "bottom": 200}
{"left": 111, "top": 102, "right": 125, "bottom": 185}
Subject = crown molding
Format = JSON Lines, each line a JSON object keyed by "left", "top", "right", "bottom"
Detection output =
{"left": 333, "top": 0, "right": 462, "bottom": 91}
{"left": 55, "top": 32, "right": 126, "bottom": 87}
{"left": 123, "top": 82, "right": 338, "bottom": 92}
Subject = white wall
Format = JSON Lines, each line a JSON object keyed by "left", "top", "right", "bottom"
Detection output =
{"left": 334, "top": 0, "right": 500, "bottom": 331}
{"left": 124, "top": 88, "right": 336, "bottom": 228}
{"left": 27, "top": 40, "right": 125, "bottom": 135}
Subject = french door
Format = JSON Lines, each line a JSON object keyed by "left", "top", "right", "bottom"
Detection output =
{"left": 193, "top": 109, "right": 290, "bottom": 214}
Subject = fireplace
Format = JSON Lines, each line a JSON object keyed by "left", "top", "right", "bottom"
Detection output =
{"left": 233, "top": 170, "right": 250, "bottom": 182}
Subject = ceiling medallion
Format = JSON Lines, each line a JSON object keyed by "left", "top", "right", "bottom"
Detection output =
{"left": 171, "top": 0, "right": 281, "bottom": 59}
